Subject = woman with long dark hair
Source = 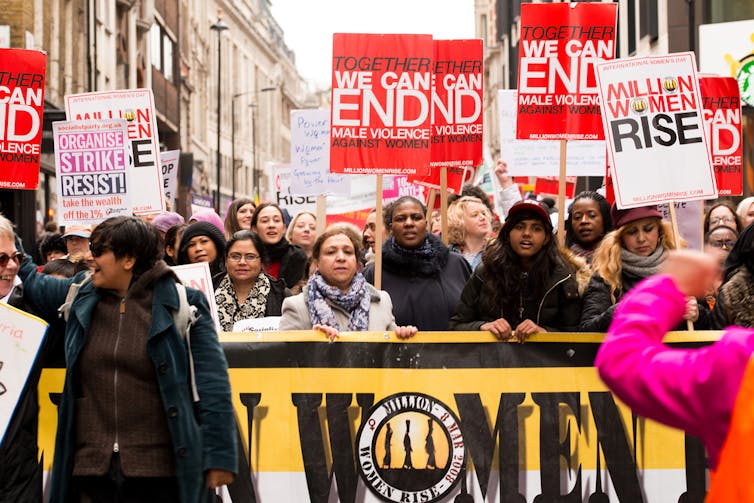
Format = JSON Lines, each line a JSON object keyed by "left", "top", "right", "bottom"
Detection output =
{"left": 251, "top": 202, "right": 307, "bottom": 289}
{"left": 710, "top": 223, "right": 754, "bottom": 328}
{"left": 224, "top": 197, "right": 256, "bottom": 238}
{"left": 450, "top": 200, "right": 582, "bottom": 339}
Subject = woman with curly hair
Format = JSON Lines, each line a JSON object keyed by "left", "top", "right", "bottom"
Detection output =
{"left": 450, "top": 200, "right": 583, "bottom": 340}
{"left": 578, "top": 204, "right": 698, "bottom": 332}
{"left": 447, "top": 196, "right": 492, "bottom": 270}
{"left": 564, "top": 191, "right": 613, "bottom": 263}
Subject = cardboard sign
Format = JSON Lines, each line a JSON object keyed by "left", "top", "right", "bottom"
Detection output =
{"left": 54, "top": 120, "right": 132, "bottom": 226}
{"left": 160, "top": 149, "right": 181, "bottom": 211}
{"left": 699, "top": 76, "right": 743, "bottom": 196}
{"left": 290, "top": 109, "right": 348, "bottom": 196}
{"left": 0, "top": 303, "right": 48, "bottom": 445}
{"left": 0, "top": 48, "right": 46, "bottom": 189}
{"left": 595, "top": 53, "right": 717, "bottom": 208}
{"left": 410, "top": 39, "right": 484, "bottom": 193}
{"left": 658, "top": 200, "right": 703, "bottom": 251}
{"left": 171, "top": 263, "right": 220, "bottom": 331}
{"left": 499, "top": 90, "right": 605, "bottom": 176}
{"left": 330, "top": 33, "right": 433, "bottom": 175}
{"left": 65, "top": 89, "right": 165, "bottom": 215}
{"left": 516, "top": 3, "right": 617, "bottom": 140}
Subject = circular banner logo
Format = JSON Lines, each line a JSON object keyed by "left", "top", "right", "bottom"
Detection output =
{"left": 355, "top": 393, "right": 465, "bottom": 503}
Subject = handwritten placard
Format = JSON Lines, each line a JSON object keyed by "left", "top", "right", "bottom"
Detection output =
{"left": 290, "top": 109, "right": 348, "bottom": 195}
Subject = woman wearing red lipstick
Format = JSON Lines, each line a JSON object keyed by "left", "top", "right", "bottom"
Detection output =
{"left": 564, "top": 191, "right": 613, "bottom": 264}
{"left": 579, "top": 204, "right": 693, "bottom": 332}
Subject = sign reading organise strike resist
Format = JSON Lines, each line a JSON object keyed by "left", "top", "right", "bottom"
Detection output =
{"left": 0, "top": 303, "right": 48, "bottom": 445}
{"left": 595, "top": 53, "right": 717, "bottom": 208}
{"left": 410, "top": 39, "right": 483, "bottom": 193}
{"left": 290, "top": 109, "right": 348, "bottom": 196}
{"left": 0, "top": 48, "right": 46, "bottom": 189}
{"left": 331, "top": 34, "right": 433, "bottom": 175}
{"left": 54, "top": 120, "right": 132, "bottom": 226}
{"left": 516, "top": 2, "right": 617, "bottom": 140}
{"left": 699, "top": 76, "right": 743, "bottom": 196}
{"left": 65, "top": 89, "right": 165, "bottom": 215}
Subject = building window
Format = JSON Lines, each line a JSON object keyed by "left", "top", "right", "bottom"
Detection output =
{"left": 150, "top": 21, "right": 175, "bottom": 82}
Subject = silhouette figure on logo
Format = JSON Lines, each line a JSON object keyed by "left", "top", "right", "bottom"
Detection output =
{"left": 402, "top": 419, "right": 413, "bottom": 469}
{"left": 383, "top": 422, "right": 393, "bottom": 469}
{"left": 425, "top": 418, "right": 436, "bottom": 469}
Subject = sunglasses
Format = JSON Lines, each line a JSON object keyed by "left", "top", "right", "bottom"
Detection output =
{"left": 89, "top": 241, "right": 110, "bottom": 257}
{"left": 0, "top": 251, "right": 23, "bottom": 267}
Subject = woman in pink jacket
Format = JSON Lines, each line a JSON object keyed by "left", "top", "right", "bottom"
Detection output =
{"left": 596, "top": 251, "right": 754, "bottom": 500}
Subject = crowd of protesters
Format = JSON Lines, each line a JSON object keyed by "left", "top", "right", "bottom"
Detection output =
{"left": 4, "top": 172, "right": 754, "bottom": 500}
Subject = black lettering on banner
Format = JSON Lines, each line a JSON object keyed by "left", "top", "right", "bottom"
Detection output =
{"left": 611, "top": 112, "right": 704, "bottom": 152}
{"left": 588, "top": 392, "right": 643, "bottom": 501}
{"left": 292, "top": 393, "right": 375, "bottom": 503}
{"left": 455, "top": 393, "right": 526, "bottom": 502}
{"left": 132, "top": 139, "right": 152, "bottom": 167}
{"left": 531, "top": 393, "right": 582, "bottom": 503}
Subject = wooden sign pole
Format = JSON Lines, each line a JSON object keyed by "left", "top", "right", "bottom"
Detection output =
{"left": 440, "top": 167, "right": 449, "bottom": 244}
{"left": 557, "top": 140, "right": 568, "bottom": 248}
{"left": 374, "top": 175, "right": 383, "bottom": 290}
{"left": 315, "top": 194, "right": 327, "bottom": 235}
{"left": 668, "top": 201, "right": 694, "bottom": 331}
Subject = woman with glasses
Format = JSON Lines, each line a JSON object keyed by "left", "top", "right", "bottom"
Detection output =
{"left": 214, "top": 231, "right": 289, "bottom": 332}
{"left": 704, "top": 201, "right": 743, "bottom": 235}
{"left": 702, "top": 225, "right": 739, "bottom": 309}
{"left": 711, "top": 224, "right": 754, "bottom": 328}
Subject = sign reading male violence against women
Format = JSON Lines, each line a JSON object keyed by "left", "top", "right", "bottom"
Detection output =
{"left": 0, "top": 48, "right": 46, "bottom": 189}
{"left": 65, "top": 89, "right": 165, "bottom": 215}
{"left": 596, "top": 53, "right": 717, "bottom": 208}
{"left": 699, "top": 76, "right": 743, "bottom": 196}
{"left": 330, "top": 33, "right": 433, "bottom": 175}
{"left": 410, "top": 39, "right": 483, "bottom": 194}
{"left": 54, "top": 120, "right": 132, "bottom": 226}
{"left": 516, "top": 2, "right": 617, "bottom": 140}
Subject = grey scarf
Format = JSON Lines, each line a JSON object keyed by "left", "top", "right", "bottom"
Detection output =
{"left": 621, "top": 245, "right": 667, "bottom": 278}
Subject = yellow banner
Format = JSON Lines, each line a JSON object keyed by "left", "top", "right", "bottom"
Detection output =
{"left": 38, "top": 331, "right": 716, "bottom": 502}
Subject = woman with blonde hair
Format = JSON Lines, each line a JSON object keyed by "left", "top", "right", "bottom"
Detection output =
{"left": 447, "top": 196, "right": 492, "bottom": 270}
{"left": 579, "top": 204, "right": 697, "bottom": 331}
{"left": 286, "top": 211, "right": 318, "bottom": 259}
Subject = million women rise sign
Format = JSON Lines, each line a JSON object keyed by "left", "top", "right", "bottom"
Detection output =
{"left": 596, "top": 53, "right": 717, "bottom": 208}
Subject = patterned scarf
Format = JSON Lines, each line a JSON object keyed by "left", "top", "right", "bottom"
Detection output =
{"left": 215, "top": 273, "right": 271, "bottom": 331}
{"left": 306, "top": 271, "right": 371, "bottom": 331}
{"left": 621, "top": 245, "right": 667, "bottom": 279}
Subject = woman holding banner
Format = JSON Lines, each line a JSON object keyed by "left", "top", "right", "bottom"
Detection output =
{"left": 450, "top": 201, "right": 583, "bottom": 339}
{"left": 280, "top": 225, "right": 417, "bottom": 340}
{"left": 251, "top": 203, "right": 308, "bottom": 290}
{"left": 579, "top": 204, "right": 699, "bottom": 332}
{"left": 364, "top": 196, "right": 471, "bottom": 331}
{"left": 214, "top": 231, "right": 289, "bottom": 332}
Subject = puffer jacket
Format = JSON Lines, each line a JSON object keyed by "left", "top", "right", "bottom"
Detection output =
{"left": 449, "top": 257, "right": 581, "bottom": 332}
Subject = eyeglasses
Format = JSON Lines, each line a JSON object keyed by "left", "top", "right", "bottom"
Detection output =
{"left": 227, "top": 253, "right": 260, "bottom": 263}
{"left": 89, "top": 241, "right": 110, "bottom": 257}
{"left": 709, "top": 216, "right": 736, "bottom": 226}
{"left": 0, "top": 251, "right": 23, "bottom": 267}
{"left": 709, "top": 240, "right": 736, "bottom": 250}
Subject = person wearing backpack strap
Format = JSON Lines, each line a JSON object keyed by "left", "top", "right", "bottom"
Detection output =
{"left": 17, "top": 216, "right": 237, "bottom": 503}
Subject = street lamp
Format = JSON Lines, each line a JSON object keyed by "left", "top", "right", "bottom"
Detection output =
{"left": 251, "top": 86, "right": 276, "bottom": 201}
{"left": 210, "top": 10, "right": 229, "bottom": 213}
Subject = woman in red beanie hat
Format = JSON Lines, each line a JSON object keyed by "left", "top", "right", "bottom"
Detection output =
{"left": 579, "top": 203, "right": 699, "bottom": 331}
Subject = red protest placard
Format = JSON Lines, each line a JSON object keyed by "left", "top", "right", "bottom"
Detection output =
{"left": 699, "top": 76, "right": 743, "bottom": 196}
{"left": 330, "top": 33, "right": 433, "bottom": 175}
{"left": 516, "top": 3, "right": 617, "bottom": 140}
{"left": 0, "top": 49, "right": 46, "bottom": 190}
{"left": 410, "top": 39, "right": 483, "bottom": 193}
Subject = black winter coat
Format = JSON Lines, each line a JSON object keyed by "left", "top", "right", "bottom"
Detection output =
{"left": 450, "top": 259, "right": 581, "bottom": 332}
{"left": 363, "top": 234, "right": 471, "bottom": 330}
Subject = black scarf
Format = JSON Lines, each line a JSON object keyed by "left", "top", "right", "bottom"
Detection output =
{"left": 264, "top": 237, "right": 292, "bottom": 262}
{"left": 381, "top": 233, "right": 449, "bottom": 277}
